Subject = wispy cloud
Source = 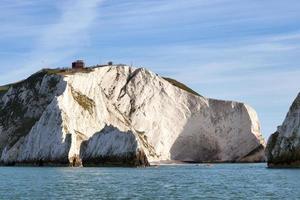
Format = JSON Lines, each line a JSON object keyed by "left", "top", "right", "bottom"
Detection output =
{"left": 27, "top": 0, "right": 103, "bottom": 67}
{"left": 1, "top": 0, "right": 300, "bottom": 139}
{"left": 0, "top": 0, "right": 103, "bottom": 84}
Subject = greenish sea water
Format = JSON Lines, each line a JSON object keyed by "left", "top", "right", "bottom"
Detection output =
{"left": 0, "top": 163, "right": 299, "bottom": 199}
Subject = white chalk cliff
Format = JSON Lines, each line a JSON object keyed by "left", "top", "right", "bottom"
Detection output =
{"left": 266, "top": 93, "right": 300, "bottom": 167}
{"left": 0, "top": 65, "right": 265, "bottom": 166}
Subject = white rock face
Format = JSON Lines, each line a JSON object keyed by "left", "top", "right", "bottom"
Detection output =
{"left": 0, "top": 66, "right": 265, "bottom": 166}
{"left": 266, "top": 93, "right": 300, "bottom": 167}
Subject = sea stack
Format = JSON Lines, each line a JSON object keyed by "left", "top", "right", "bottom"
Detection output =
{"left": 266, "top": 93, "right": 300, "bottom": 168}
{"left": 0, "top": 65, "right": 266, "bottom": 166}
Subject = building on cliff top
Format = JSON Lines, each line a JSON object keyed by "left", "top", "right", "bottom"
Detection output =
{"left": 72, "top": 60, "right": 85, "bottom": 69}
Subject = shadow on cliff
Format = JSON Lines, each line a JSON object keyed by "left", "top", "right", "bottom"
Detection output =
{"left": 170, "top": 99, "right": 265, "bottom": 163}
{"left": 1, "top": 76, "right": 71, "bottom": 166}
{"left": 79, "top": 125, "right": 149, "bottom": 167}
{"left": 169, "top": 115, "right": 221, "bottom": 163}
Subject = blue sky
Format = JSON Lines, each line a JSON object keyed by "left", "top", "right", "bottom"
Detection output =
{"left": 1, "top": 0, "right": 300, "bottom": 139}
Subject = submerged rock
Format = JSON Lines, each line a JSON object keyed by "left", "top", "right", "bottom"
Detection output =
{"left": 266, "top": 93, "right": 300, "bottom": 168}
{"left": 0, "top": 65, "right": 265, "bottom": 166}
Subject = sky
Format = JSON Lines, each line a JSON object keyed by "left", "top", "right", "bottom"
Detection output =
{"left": 0, "top": 0, "right": 300, "bottom": 139}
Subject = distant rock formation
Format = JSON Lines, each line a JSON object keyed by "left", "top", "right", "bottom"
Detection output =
{"left": 0, "top": 65, "right": 265, "bottom": 166}
{"left": 266, "top": 93, "right": 300, "bottom": 168}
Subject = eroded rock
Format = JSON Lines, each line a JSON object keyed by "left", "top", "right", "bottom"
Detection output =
{"left": 266, "top": 93, "right": 300, "bottom": 168}
{"left": 0, "top": 66, "right": 266, "bottom": 166}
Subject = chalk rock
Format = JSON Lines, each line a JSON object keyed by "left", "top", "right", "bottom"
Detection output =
{"left": 266, "top": 93, "right": 300, "bottom": 168}
{"left": 0, "top": 65, "right": 265, "bottom": 166}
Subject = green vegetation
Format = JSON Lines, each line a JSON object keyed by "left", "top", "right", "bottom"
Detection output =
{"left": 0, "top": 85, "right": 9, "bottom": 91}
{"left": 43, "top": 67, "right": 94, "bottom": 75}
{"left": 0, "top": 85, "right": 9, "bottom": 97}
{"left": 70, "top": 86, "right": 95, "bottom": 114}
{"left": 1, "top": 65, "right": 202, "bottom": 100}
{"left": 0, "top": 70, "right": 50, "bottom": 94}
{"left": 0, "top": 67, "right": 94, "bottom": 93}
{"left": 12, "top": 70, "right": 49, "bottom": 90}
{"left": 0, "top": 71, "right": 47, "bottom": 95}
{"left": 48, "top": 77, "right": 59, "bottom": 89}
{"left": 163, "top": 77, "right": 202, "bottom": 97}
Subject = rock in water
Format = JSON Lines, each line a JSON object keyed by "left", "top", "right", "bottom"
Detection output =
{"left": 266, "top": 93, "right": 300, "bottom": 168}
{"left": 0, "top": 65, "right": 265, "bottom": 166}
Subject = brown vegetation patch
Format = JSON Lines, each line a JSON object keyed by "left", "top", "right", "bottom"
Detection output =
{"left": 163, "top": 77, "right": 202, "bottom": 97}
{"left": 70, "top": 86, "right": 95, "bottom": 114}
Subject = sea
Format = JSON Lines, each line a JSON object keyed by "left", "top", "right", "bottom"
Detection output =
{"left": 0, "top": 163, "right": 299, "bottom": 199}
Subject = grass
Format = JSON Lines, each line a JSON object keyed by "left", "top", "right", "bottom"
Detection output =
{"left": 0, "top": 67, "right": 93, "bottom": 92}
{"left": 0, "top": 85, "right": 9, "bottom": 97}
{"left": 42, "top": 68, "right": 94, "bottom": 76}
{"left": 4, "top": 70, "right": 50, "bottom": 91}
{"left": 0, "top": 85, "right": 9, "bottom": 91}
{"left": 48, "top": 77, "right": 59, "bottom": 89}
{"left": 163, "top": 77, "right": 202, "bottom": 97}
{"left": 1, "top": 65, "right": 202, "bottom": 99}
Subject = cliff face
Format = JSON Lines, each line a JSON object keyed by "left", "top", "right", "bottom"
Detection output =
{"left": 266, "top": 93, "right": 300, "bottom": 167}
{"left": 0, "top": 66, "right": 265, "bottom": 166}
